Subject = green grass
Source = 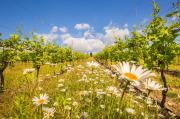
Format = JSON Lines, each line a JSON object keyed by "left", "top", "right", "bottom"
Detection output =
{"left": 0, "top": 59, "right": 177, "bottom": 118}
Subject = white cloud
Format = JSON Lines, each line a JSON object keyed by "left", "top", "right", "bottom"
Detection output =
{"left": 61, "top": 34, "right": 105, "bottom": 52}
{"left": 124, "top": 24, "right": 128, "bottom": 27}
{"left": 59, "top": 26, "right": 68, "bottom": 33}
{"left": 95, "top": 25, "right": 130, "bottom": 45}
{"left": 60, "top": 33, "right": 72, "bottom": 40}
{"left": 104, "top": 26, "right": 129, "bottom": 40}
{"left": 51, "top": 26, "right": 58, "bottom": 33}
{"left": 36, "top": 33, "right": 59, "bottom": 43}
{"left": 37, "top": 23, "right": 130, "bottom": 52}
{"left": 60, "top": 24, "right": 130, "bottom": 52}
{"left": 74, "top": 23, "right": 91, "bottom": 30}
{"left": 83, "top": 30, "right": 94, "bottom": 38}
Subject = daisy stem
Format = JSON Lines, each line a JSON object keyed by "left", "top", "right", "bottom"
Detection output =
{"left": 147, "top": 90, "right": 151, "bottom": 96}
{"left": 145, "top": 90, "right": 151, "bottom": 117}
{"left": 120, "top": 81, "right": 130, "bottom": 101}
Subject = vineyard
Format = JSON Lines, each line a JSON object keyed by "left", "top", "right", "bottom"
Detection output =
{"left": 0, "top": 1, "right": 180, "bottom": 119}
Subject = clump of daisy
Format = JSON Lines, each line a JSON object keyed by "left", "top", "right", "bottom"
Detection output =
{"left": 87, "top": 61, "right": 100, "bottom": 73}
{"left": 32, "top": 93, "right": 49, "bottom": 106}
{"left": 42, "top": 107, "right": 56, "bottom": 119}
{"left": 23, "top": 68, "right": 35, "bottom": 75}
{"left": 50, "top": 63, "right": 57, "bottom": 67}
{"left": 87, "top": 61, "right": 99, "bottom": 68}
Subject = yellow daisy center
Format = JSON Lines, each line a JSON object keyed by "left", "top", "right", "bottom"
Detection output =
{"left": 38, "top": 99, "right": 45, "bottom": 104}
{"left": 124, "top": 73, "right": 138, "bottom": 80}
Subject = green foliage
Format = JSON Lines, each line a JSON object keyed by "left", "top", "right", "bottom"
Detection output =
{"left": 144, "top": 7, "right": 180, "bottom": 69}
{"left": 0, "top": 34, "right": 21, "bottom": 69}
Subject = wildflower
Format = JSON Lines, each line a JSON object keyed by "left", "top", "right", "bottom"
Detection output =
{"left": 158, "top": 114, "right": 165, "bottom": 118}
{"left": 129, "top": 87, "right": 136, "bottom": 92}
{"left": 42, "top": 107, "right": 56, "bottom": 119}
{"left": 96, "top": 91, "right": 106, "bottom": 96}
{"left": 57, "top": 83, "right": 64, "bottom": 88}
{"left": 67, "top": 98, "right": 72, "bottom": 101}
{"left": 50, "top": 63, "right": 57, "bottom": 67}
{"left": 87, "top": 61, "right": 99, "bottom": 68}
{"left": 56, "top": 72, "right": 61, "bottom": 75}
{"left": 81, "top": 112, "right": 88, "bottom": 118}
{"left": 106, "top": 86, "right": 119, "bottom": 95}
{"left": 23, "top": 68, "right": 35, "bottom": 75}
{"left": 64, "top": 105, "right": 71, "bottom": 110}
{"left": 38, "top": 79, "right": 43, "bottom": 82}
{"left": 79, "top": 90, "right": 92, "bottom": 96}
{"left": 32, "top": 93, "right": 49, "bottom": 106}
{"left": 58, "top": 79, "right": 64, "bottom": 83}
{"left": 100, "top": 105, "right": 105, "bottom": 109}
{"left": 143, "top": 79, "right": 164, "bottom": 91}
{"left": 125, "top": 108, "right": 135, "bottom": 115}
{"left": 104, "top": 69, "right": 111, "bottom": 74}
{"left": 168, "top": 111, "right": 176, "bottom": 117}
{"left": 60, "top": 88, "right": 67, "bottom": 92}
{"left": 113, "top": 62, "right": 155, "bottom": 82}
{"left": 45, "top": 74, "right": 51, "bottom": 80}
{"left": 72, "top": 101, "right": 78, "bottom": 106}
{"left": 45, "top": 62, "right": 50, "bottom": 65}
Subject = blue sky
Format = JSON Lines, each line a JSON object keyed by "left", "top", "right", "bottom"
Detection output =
{"left": 0, "top": 0, "right": 176, "bottom": 37}
{"left": 0, "top": 0, "right": 178, "bottom": 52}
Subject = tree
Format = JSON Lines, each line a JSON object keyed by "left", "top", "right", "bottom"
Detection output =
{"left": 0, "top": 34, "right": 21, "bottom": 92}
{"left": 144, "top": 1, "right": 180, "bottom": 107}
{"left": 28, "top": 35, "right": 46, "bottom": 79}
{"left": 126, "top": 28, "right": 148, "bottom": 63}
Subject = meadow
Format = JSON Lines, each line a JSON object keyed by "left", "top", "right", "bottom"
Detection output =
{"left": 0, "top": 58, "right": 179, "bottom": 119}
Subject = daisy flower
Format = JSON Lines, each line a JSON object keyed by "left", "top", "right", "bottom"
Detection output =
{"left": 87, "top": 61, "right": 99, "bottom": 68}
{"left": 72, "top": 101, "right": 78, "bottom": 106}
{"left": 125, "top": 108, "right": 136, "bottom": 115}
{"left": 23, "top": 68, "right": 35, "bottom": 75}
{"left": 143, "top": 78, "right": 164, "bottom": 91}
{"left": 81, "top": 112, "right": 88, "bottom": 118}
{"left": 32, "top": 93, "right": 49, "bottom": 106}
{"left": 42, "top": 107, "right": 56, "bottom": 119}
{"left": 113, "top": 62, "right": 155, "bottom": 82}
